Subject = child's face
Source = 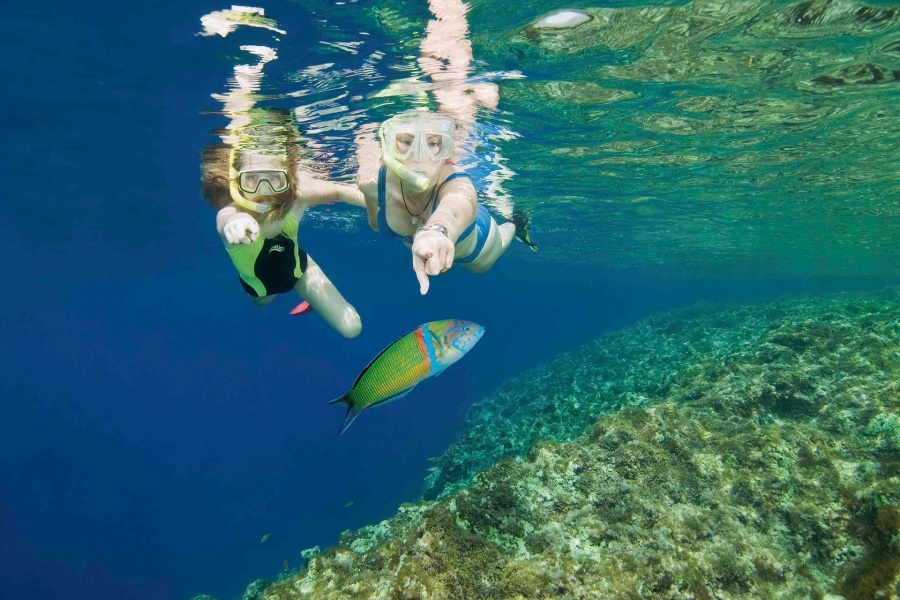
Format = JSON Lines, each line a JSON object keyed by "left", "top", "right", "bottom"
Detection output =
{"left": 237, "top": 153, "right": 290, "bottom": 198}
{"left": 237, "top": 170, "right": 289, "bottom": 197}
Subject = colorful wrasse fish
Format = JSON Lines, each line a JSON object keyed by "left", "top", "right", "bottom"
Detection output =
{"left": 330, "top": 319, "right": 484, "bottom": 435}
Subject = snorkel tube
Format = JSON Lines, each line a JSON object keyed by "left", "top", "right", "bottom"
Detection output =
{"left": 229, "top": 178, "right": 272, "bottom": 213}
{"left": 381, "top": 152, "right": 432, "bottom": 192}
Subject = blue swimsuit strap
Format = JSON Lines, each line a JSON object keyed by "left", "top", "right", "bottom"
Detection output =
{"left": 377, "top": 165, "right": 405, "bottom": 239}
{"left": 454, "top": 204, "right": 492, "bottom": 264}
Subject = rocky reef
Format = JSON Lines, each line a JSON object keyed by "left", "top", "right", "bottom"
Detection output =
{"left": 244, "top": 288, "right": 899, "bottom": 599}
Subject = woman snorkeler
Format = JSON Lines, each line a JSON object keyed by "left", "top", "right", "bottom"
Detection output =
{"left": 356, "top": 109, "right": 535, "bottom": 295}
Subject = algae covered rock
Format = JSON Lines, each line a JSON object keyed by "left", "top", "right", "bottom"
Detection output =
{"left": 424, "top": 292, "right": 875, "bottom": 499}
{"left": 257, "top": 288, "right": 900, "bottom": 599}
{"left": 242, "top": 579, "right": 270, "bottom": 600}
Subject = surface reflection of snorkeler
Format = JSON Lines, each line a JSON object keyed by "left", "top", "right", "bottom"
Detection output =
{"left": 201, "top": 111, "right": 365, "bottom": 338}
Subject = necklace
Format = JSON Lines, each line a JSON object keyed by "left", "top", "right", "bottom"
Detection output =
{"left": 400, "top": 180, "right": 438, "bottom": 225}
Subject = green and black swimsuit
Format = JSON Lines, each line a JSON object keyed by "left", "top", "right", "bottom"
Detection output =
{"left": 226, "top": 212, "right": 308, "bottom": 297}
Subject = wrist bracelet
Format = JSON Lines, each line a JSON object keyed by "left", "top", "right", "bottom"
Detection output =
{"left": 414, "top": 224, "right": 450, "bottom": 238}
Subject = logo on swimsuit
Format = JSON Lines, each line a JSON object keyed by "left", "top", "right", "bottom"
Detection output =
{"left": 269, "top": 245, "right": 286, "bottom": 254}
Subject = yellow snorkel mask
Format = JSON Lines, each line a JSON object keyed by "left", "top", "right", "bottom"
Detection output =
{"left": 228, "top": 147, "right": 291, "bottom": 213}
{"left": 379, "top": 111, "right": 455, "bottom": 192}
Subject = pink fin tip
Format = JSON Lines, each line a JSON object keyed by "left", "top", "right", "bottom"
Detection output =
{"left": 290, "top": 301, "right": 312, "bottom": 315}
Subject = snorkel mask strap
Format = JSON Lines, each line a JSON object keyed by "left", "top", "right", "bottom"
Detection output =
{"left": 379, "top": 121, "right": 432, "bottom": 192}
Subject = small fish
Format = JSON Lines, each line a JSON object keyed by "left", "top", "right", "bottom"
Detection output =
{"left": 260, "top": 533, "right": 271, "bottom": 543}
{"left": 344, "top": 501, "right": 354, "bottom": 508}
{"left": 283, "top": 559, "right": 289, "bottom": 571}
{"left": 330, "top": 319, "right": 485, "bottom": 435}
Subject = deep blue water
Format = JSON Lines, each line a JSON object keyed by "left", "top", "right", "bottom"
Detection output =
{"left": 1, "top": 1, "right": 896, "bottom": 599}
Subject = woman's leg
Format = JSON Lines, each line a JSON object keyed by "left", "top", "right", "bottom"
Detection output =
{"left": 463, "top": 218, "right": 516, "bottom": 273}
{"left": 497, "top": 221, "right": 516, "bottom": 251}
{"left": 293, "top": 255, "right": 362, "bottom": 338}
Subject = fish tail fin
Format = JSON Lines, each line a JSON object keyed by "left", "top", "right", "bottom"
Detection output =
{"left": 338, "top": 407, "right": 363, "bottom": 436}
{"left": 329, "top": 394, "right": 363, "bottom": 437}
{"left": 327, "top": 394, "right": 349, "bottom": 406}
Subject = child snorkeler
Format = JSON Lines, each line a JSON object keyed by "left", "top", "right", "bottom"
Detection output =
{"left": 201, "top": 111, "right": 365, "bottom": 338}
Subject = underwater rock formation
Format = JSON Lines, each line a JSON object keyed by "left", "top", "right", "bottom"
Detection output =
{"left": 253, "top": 288, "right": 900, "bottom": 599}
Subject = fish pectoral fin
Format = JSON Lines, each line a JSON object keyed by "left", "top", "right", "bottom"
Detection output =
{"left": 373, "top": 387, "right": 415, "bottom": 407}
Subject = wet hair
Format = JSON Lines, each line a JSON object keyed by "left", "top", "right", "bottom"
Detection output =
{"left": 200, "top": 143, "right": 233, "bottom": 211}
{"left": 199, "top": 108, "right": 304, "bottom": 222}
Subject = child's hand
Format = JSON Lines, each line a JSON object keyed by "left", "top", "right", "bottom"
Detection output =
{"left": 223, "top": 213, "right": 260, "bottom": 245}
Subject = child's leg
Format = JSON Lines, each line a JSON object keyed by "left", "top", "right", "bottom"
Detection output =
{"left": 249, "top": 295, "right": 276, "bottom": 306}
{"left": 293, "top": 255, "right": 362, "bottom": 339}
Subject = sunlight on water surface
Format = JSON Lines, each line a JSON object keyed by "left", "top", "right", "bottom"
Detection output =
{"left": 273, "top": 0, "right": 899, "bottom": 277}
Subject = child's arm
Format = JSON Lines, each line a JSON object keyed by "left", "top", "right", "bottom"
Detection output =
{"left": 357, "top": 169, "right": 380, "bottom": 232}
{"left": 355, "top": 129, "right": 381, "bottom": 231}
{"left": 298, "top": 177, "right": 366, "bottom": 208}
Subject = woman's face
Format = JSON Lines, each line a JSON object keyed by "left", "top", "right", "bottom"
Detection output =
{"left": 394, "top": 132, "right": 446, "bottom": 160}
{"left": 393, "top": 132, "right": 447, "bottom": 183}
{"left": 401, "top": 155, "right": 445, "bottom": 184}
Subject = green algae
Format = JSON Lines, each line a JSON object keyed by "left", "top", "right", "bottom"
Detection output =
{"left": 237, "top": 288, "right": 900, "bottom": 599}
{"left": 424, "top": 289, "right": 900, "bottom": 500}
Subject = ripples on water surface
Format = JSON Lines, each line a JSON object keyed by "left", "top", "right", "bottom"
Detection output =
{"left": 482, "top": 0, "right": 900, "bottom": 277}
{"left": 239, "top": 0, "right": 899, "bottom": 278}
